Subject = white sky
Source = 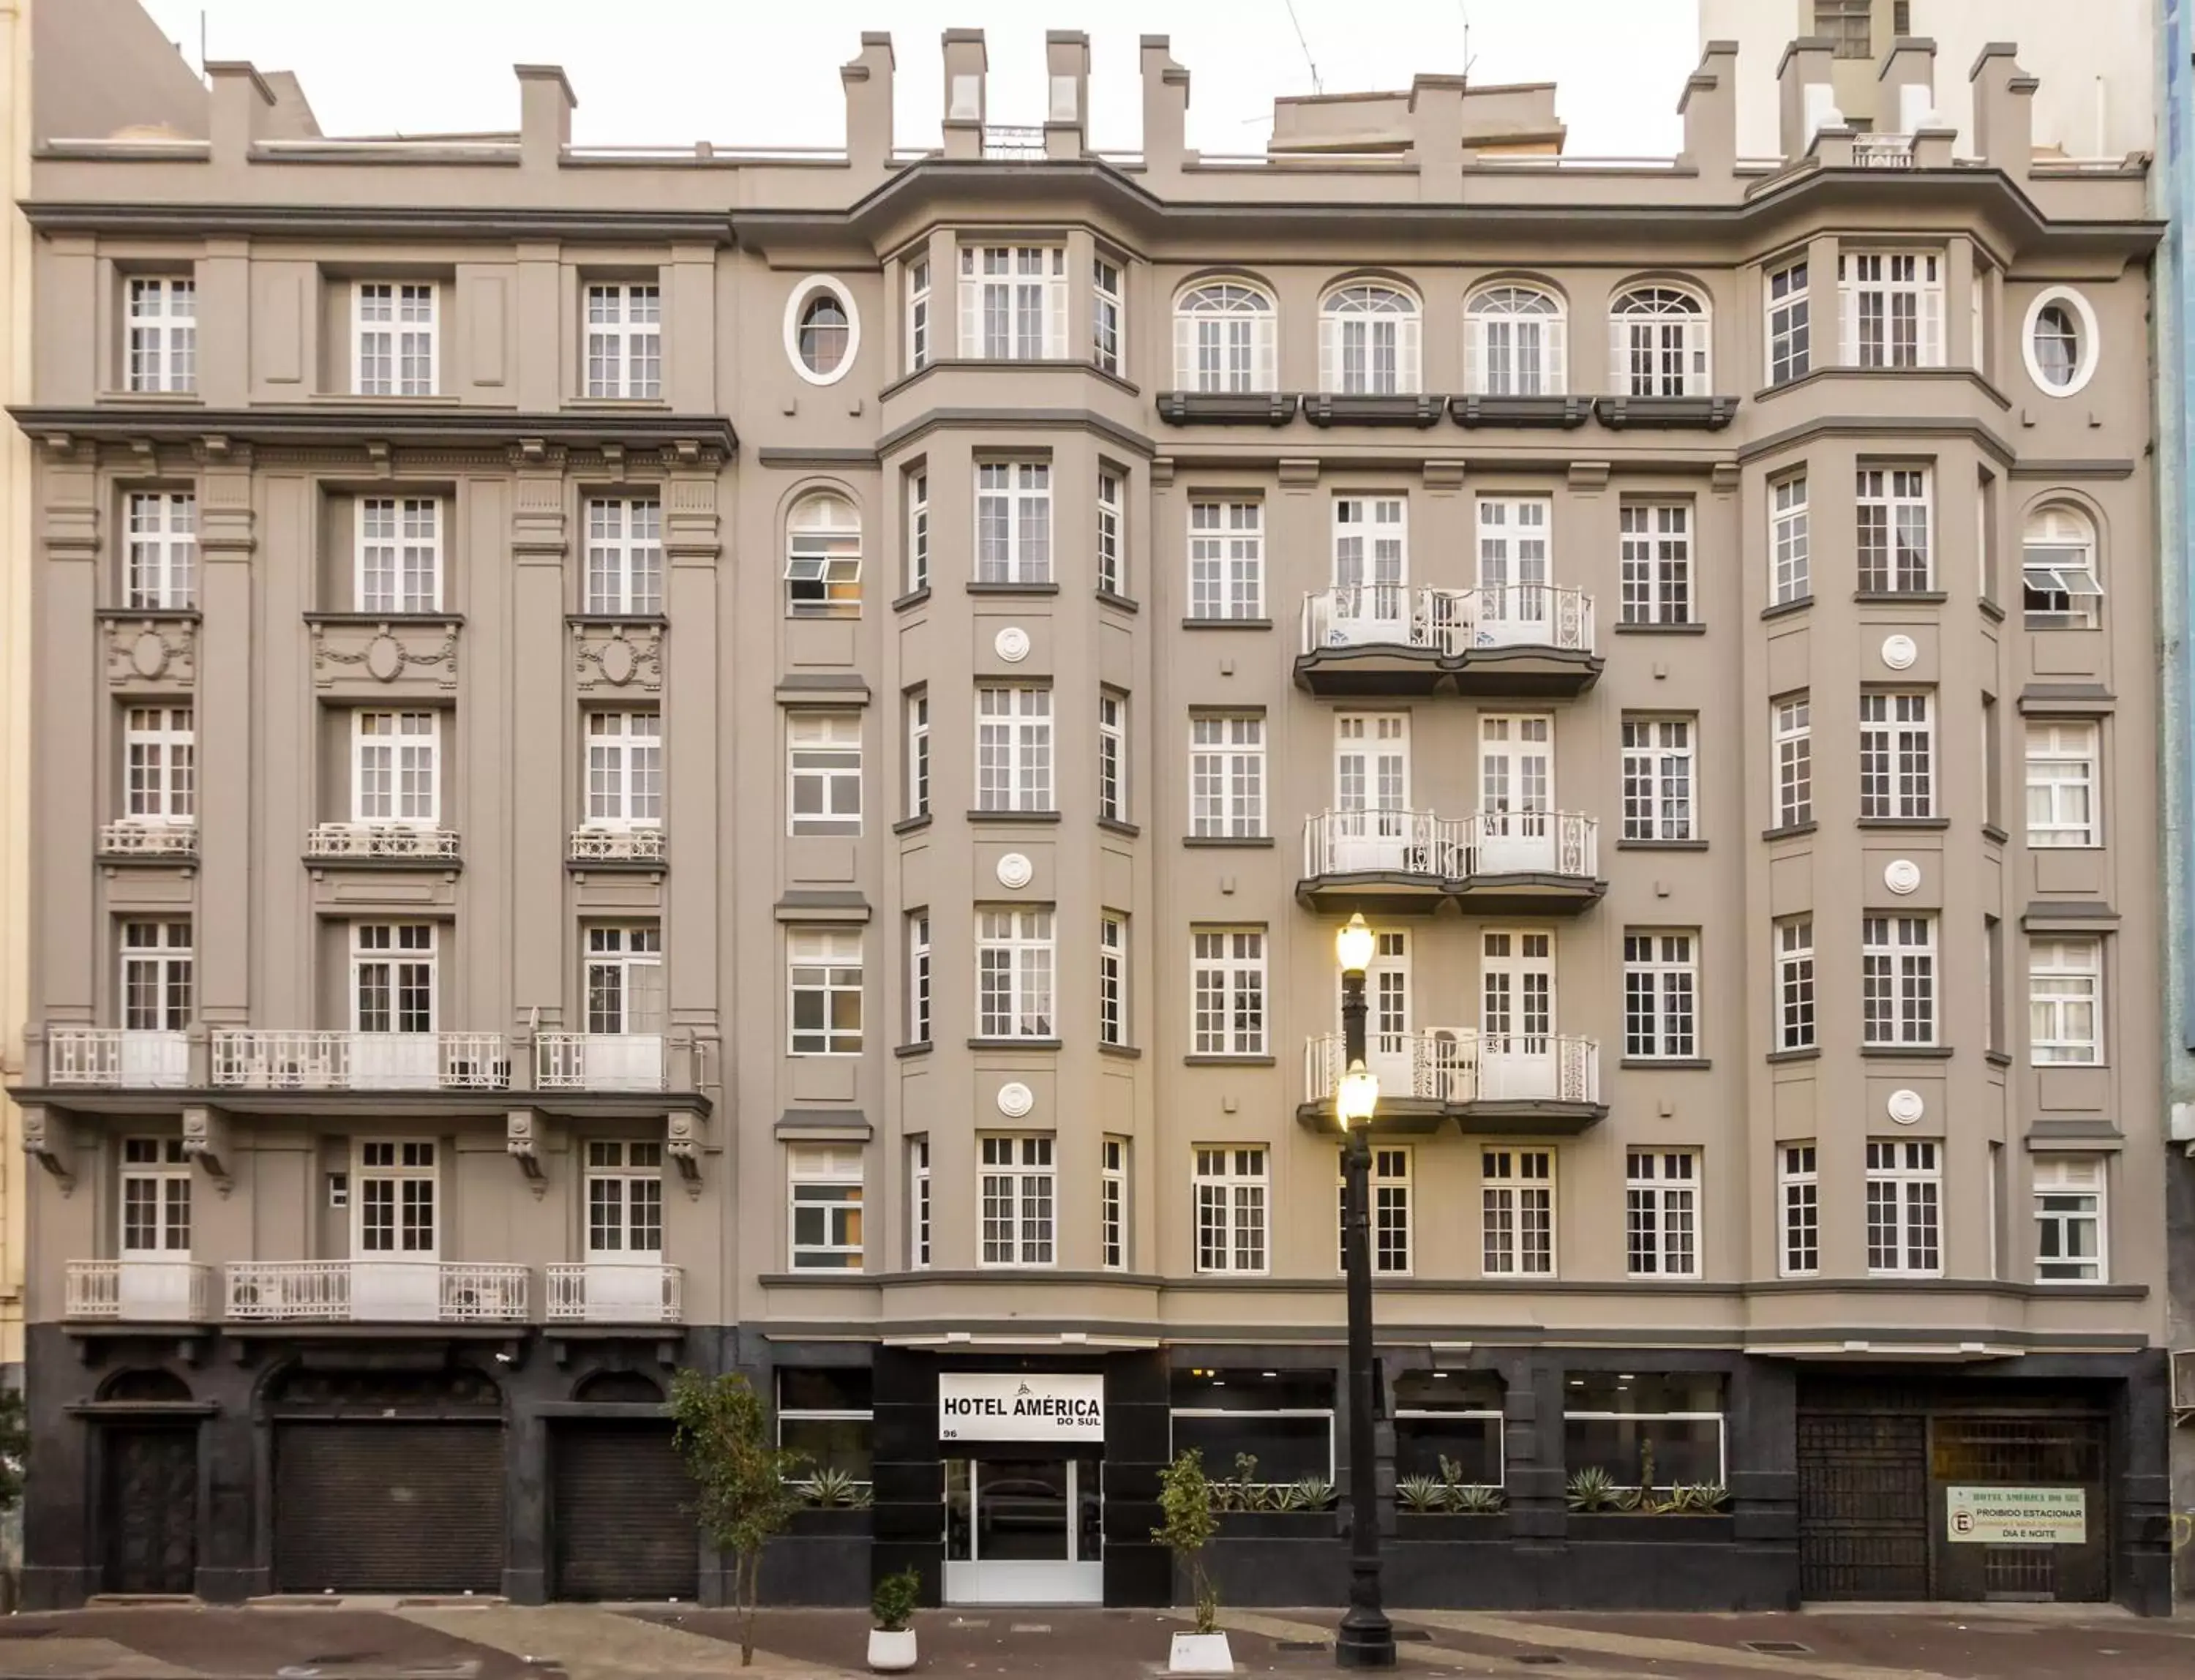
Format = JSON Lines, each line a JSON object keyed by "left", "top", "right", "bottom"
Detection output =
{"left": 138, "top": 0, "right": 1696, "bottom": 157}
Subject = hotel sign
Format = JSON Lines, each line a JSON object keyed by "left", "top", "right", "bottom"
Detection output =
{"left": 938, "top": 1372, "right": 1106, "bottom": 1442}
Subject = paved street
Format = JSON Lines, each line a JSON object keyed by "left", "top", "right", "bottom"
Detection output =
{"left": 0, "top": 1602, "right": 2185, "bottom": 1680}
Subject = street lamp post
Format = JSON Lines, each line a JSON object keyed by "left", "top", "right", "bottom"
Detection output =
{"left": 1333, "top": 912, "right": 1396, "bottom": 1669}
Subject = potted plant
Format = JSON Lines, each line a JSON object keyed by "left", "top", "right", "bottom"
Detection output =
{"left": 667, "top": 1369, "right": 807, "bottom": 1668}
{"left": 867, "top": 1566, "right": 920, "bottom": 1673}
{"left": 1154, "top": 1449, "right": 1231, "bottom": 1676}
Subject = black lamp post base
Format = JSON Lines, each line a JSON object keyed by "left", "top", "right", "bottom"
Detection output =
{"left": 1334, "top": 1615, "right": 1397, "bottom": 1668}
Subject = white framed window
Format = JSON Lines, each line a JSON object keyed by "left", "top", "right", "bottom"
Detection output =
{"left": 979, "top": 1135, "right": 1055, "bottom": 1266}
{"left": 906, "top": 912, "right": 931, "bottom": 1046}
{"left": 2025, "top": 721, "right": 2098, "bottom": 847}
{"left": 353, "top": 280, "right": 438, "bottom": 397}
{"left": 1098, "top": 689, "right": 1127, "bottom": 824}
{"left": 1191, "top": 928, "right": 1267, "bottom": 1057}
{"left": 1859, "top": 691, "right": 1933, "bottom": 818}
{"left": 1175, "top": 280, "right": 1276, "bottom": 392}
{"left": 1625, "top": 1150, "right": 1700, "bottom": 1278}
{"left": 975, "top": 685, "right": 1053, "bottom": 811}
{"left": 787, "top": 712, "right": 862, "bottom": 837}
{"left": 585, "top": 710, "right": 661, "bottom": 829}
{"left": 121, "top": 920, "right": 192, "bottom": 1031}
{"left": 1866, "top": 1139, "right": 1941, "bottom": 1276}
{"left": 583, "top": 496, "right": 663, "bottom": 615}
{"left": 1336, "top": 1145, "right": 1412, "bottom": 1275}
{"left": 975, "top": 462, "right": 1051, "bottom": 585}
{"left": 585, "top": 1139, "right": 664, "bottom": 1255}
{"left": 1465, "top": 283, "right": 1565, "bottom": 397}
{"left": 1779, "top": 1144, "right": 1819, "bottom": 1277}
{"left": 2021, "top": 286, "right": 2099, "bottom": 397}
{"left": 1101, "top": 1136, "right": 1128, "bottom": 1270}
{"left": 356, "top": 496, "right": 441, "bottom": 613}
{"left": 1620, "top": 716, "right": 1694, "bottom": 841}
{"left": 977, "top": 909, "right": 1054, "bottom": 1039}
{"left": 2022, "top": 505, "right": 2103, "bottom": 629}
{"left": 906, "top": 257, "right": 932, "bottom": 372}
{"left": 1096, "top": 469, "right": 1125, "bottom": 597}
{"left": 121, "top": 1136, "right": 192, "bottom": 1254}
{"left": 1766, "top": 260, "right": 1809, "bottom": 386}
{"left": 1482, "top": 1149, "right": 1554, "bottom": 1278}
{"left": 357, "top": 1140, "right": 438, "bottom": 1256}
{"left": 1332, "top": 496, "right": 1408, "bottom": 607}
{"left": 2029, "top": 938, "right": 2102, "bottom": 1065}
{"left": 1099, "top": 913, "right": 1127, "bottom": 1046}
{"left": 1092, "top": 255, "right": 1123, "bottom": 375}
{"left": 1193, "top": 1145, "right": 1269, "bottom": 1274}
{"left": 1610, "top": 285, "right": 1708, "bottom": 397}
{"left": 1321, "top": 282, "right": 1420, "bottom": 395}
{"left": 1187, "top": 500, "right": 1264, "bottom": 620}
{"left": 906, "top": 471, "right": 930, "bottom": 594}
{"left": 1773, "top": 695, "right": 1812, "bottom": 828}
{"left": 1839, "top": 251, "right": 1943, "bottom": 368}
{"left": 2034, "top": 1157, "right": 2106, "bottom": 1282}
{"left": 585, "top": 926, "right": 664, "bottom": 1035}
{"left": 1618, "top": 502, "right": 1692, "bottom": 626}
{"left": 125, "top": 492, "right": 196, "bottom": 610}
{"left": 1862, "top": 915, "right": 1937, "bottom": 1046}
{"left": 958, "top": 244, "right": 1067, "bottom": 360}
{"left": 785, "top": 492, "right": 862, "bottom": 617}
{"left": 126, "top": 277, "right": 196, "bottom": 394}
{"left": 789, "top": 930, "right": 863, "bottom": 1055}
{"left": 1770, "top": 473, "right": 1809, "bottom": 604}
{"left": 904, "top": 689, "right": 930, "bottom": 820}
{"left": 789, "top": 1144, "right": 864, "bottom": 1270}
{"left": 1623, "top": 931, "right": 1697, "bottom": 1061}
{"left": 353, "top": 710, "right": 440, "bottom": 825}
{"left": 786, "top": 277, "right": 858, "bottom": 384}
{"left": 1856, "top": 467, "right": 1932, "bottom": 593}
{"left": 584, "top": 282, "right": 661, "bottom": 399}
{"left": 1776, "top": 918, "right": 1816, "bottom": 1052}
{"left": 1190, "top": 714, "right": 1265, "bottom": 838}
{"left": 352, "top": 923, "right": 435, "bottom": 1034}
{"left": 909, "top": 1136, "right": 931, "bottom": 1269}
{"left": 124, "top": 706, "right": 195, "bottom": 824}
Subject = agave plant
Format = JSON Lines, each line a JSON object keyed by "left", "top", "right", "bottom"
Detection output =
{"left": 1668, "top": 1482, "right": 1730, "bottom": 1514}
{"left": 1396, "top": 1474, "right": 1447, "bottom": 1514}
{"left": 1291, "top": 1477, "right": 1335, "bottom": 1512}
{"left": 797, "top": 1466, "right": 860, "bottom": 1507}
{"left": 1446, "top": 1482, "right": 1507, "bottom": 1515}
{"left": 1565, "top": 1466, "right": 1618, "bottom": 1512}
{"left": 1270, "top": 1480, "right": 1310, "bottom": 1512}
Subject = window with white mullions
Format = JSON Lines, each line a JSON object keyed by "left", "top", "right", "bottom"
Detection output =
{"left": 356, "top": 496, "right": 441, "bottom": 613}
{"left": 904, "top": 689, "right": 930, "bottom": 820}
{"left": 2028, "top": 937, "right": 2102, "bottom": 1065}
{"left": 2025, "top": 721, "right": 2098, "bottom": 847}
{"left": 1861, "top": 915, "right": 1937, "bottom": 1046}
{"left": 1335, "top": 1145, "right": 1412, "bottom": 1275}
{"left": 980, "top": 1135, "right": 1055, "bottom": 1266}
{"left": 1190, "top": 714, "right": 1264, "bottom": 838}
{"left": 1332, "top": 496, "right": 1408, "bottom": 631}
{"left": 1856, "top": 468, "right": 1932, "bottom": 593}
{"left": 353, "top": 923, "right": 436, "bottom": 1034}
{"left": 788, "top": 929, "right": 863, "bottom": 1055}
{"left": 977, "top": 909, "right": 1054, "bottom": 1038}
{"left": 1191, "top": 928, "right": 1266, "bottom": 1056}
{"left": 357, "top": 1141, "right": 438, "bottom": 1256}
{"left": 127, "top": 277, "right": 197, "bottom": 394}
{"left": 1770, "top": 473, "right": 1809, "bottom": 604}
{"left": 787, "top": 712, "right": 863, "bottom": 837}
{"left": 1866, "top": 1139, "right": 1940, "bottom": 1276}
{"left": 1482, "top": 1149, "right": 1554, "bottom": 1278}
{"left": 789, "top": 1145, "right": 863, "bottom": 1270}
{"left": 2022, "top": 505, "right": 2103, "bottom": 627}
{"left": 121, "top": 1137, "right": 192, "bottom": 1254}
{"left": 124, "top": 707, "right": 195, "bottom": 824}
{"left": 1098, "top": 689, "right": 1127, "bottom": 824}
{"left": 906, "top": 913, "right": 931, "bottom": 1046}
{"left": 1092, "top": 256, "right": 1123, "bottom": 375}
{"left": 353, "top": 710, "right": 440, "bottom": 825}
{"left": 909, "top": 1136, "right": 931, "bottom": 1269}
{"left": 585, "top": 1139, "right": 664, "bottom": 1255}
{"left": 1779, "top": 1144, "right": 1819, "bottom": 1276}
{"left": 1097, "top": 470, "right": 1125, "bottom": 597}
{"left": 906, "top": 472, "right": 931, "bottom": 593}
{"left": 353, "top": 282, "right": 438, "bottom": 397}
{"left": 1776, "top": 918, "right": 1815, "bottom": 1052}
{"left": 975, "top": 462, "right": 1051, "bottom": 585}
{"left": 1618, "top": 503, "right": 1691, "bottom": 625}
{"left": 125, "top": 492, "right": 196, "bottom": 610}
{"left": 1187, "top": 500, "right": 1264, "bottom": 620}
{"left": 121, "top": 921, "right": 192, "bottom": 1031}
{"left": 1175, "top": 281, "right": 1276, "bottom": 392}
{"left": 585, "top": 710, "right": 662, "bottom": 829}
{"left": 1622, "top": 931, "right": 1697, "bottom": 1060}
{"left": 1620, "top": 716, "right": 1694, "bottom": 841}
{"left": 1625, "top": 1150, "right": 1699, "bottom": 1278}
{"left": 1839, "top": 252, "right": 1943, "bottom": 369}
{"left": 1098, "top": 914, "right": 1127, "bottom": 1047}
{"left": 2033, "top": 1158, "right": 2106, "bottom": 1283}
{"left": 584, "top": 282, "right": 661, "bottom": 399}
{"left": 785, "top": 493, "right": 862, "bottom": 617}
{"left": 584, "top": 497, "right": 664, "bottom": 615}
{"left": 585, "top": 926, "right": 664, "bottom": 1036}
{"left": 1609, "top": 286, "right": 1708, "bottom": 398}
{"left": 975, "top": 685, "right": 1052, "bottom": 811}
{"left": 1772, "top": 695, "right": 1812, "bottom": 828}
{"left": 1465, "top": 284, "right": 1565, "bottom": 397}
{"left": 1859, "top": 691, "right": 1933, "bottom": 818}
{"left": 959, "top": 245, "right": 1067, "bottom": 360}
{"left": 906, "top": 258, "right": 932, "bottom": 372}
{"left": 1101, "top": 1136, "right": 1128, "bottom": 1270}
{"left": 1766, "top": 260, "right": 1809, "bottom": 386}
{"left": 1321, "top": 283, "right": 1420, "bottom": 395}
{"left": 1193, "top": 1145, "right": 1268, "bottom": 1273}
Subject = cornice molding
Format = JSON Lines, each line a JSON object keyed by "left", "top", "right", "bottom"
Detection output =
{"left": 10, "top": 405, "right": 738, "bottom": 460}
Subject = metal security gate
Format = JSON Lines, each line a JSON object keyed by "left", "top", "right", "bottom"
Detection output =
{"left": 551, "top": 1424, "right": 697, "bottom": 1601}
{"left": 1930, "top": 1415, "right": 2109, "bottom": 1602}
{"left": 1798, "top": 1411, "right": 1929, "bottom": 1600}
{"left": 102, "top": 1428, "right": 197, "bottom": 1594}
{"left": 273, "top": 1423, "right": 505, "bottom": 1594}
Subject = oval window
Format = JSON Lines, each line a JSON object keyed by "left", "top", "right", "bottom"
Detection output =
{"left": 2022, "top": 287, "right": 2098, "bottom": 397}
{"left": 799, "top": 294, "right": 849, "bottom": 377}
{"left": 2032, "top": 303, "right": 2079, "bottom": 389}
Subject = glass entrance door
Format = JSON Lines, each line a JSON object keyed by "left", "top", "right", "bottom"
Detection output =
{"left": 943, "top": 1456, "right": 1103, "bottom": 1605}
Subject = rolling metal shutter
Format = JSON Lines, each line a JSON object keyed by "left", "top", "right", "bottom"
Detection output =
{"left": 273, "top": 1422, "right": 506, "bottom": 1594}
{"left": 552, "top": 1423, "right": 697, "bottom": 1601}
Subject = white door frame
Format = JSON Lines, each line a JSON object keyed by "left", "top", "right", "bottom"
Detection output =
{"left": 1481, "top": 929, "right": 1555, "bottom": 1098}
{"left": 1334, "top": 713, "right": 1411, "bottom": 871}
{"left": 1478, "top": 715, "right": 1553, "bottom": 873}
{"left": 941, "top": 1456, "right": 1105, "bottom": 1605}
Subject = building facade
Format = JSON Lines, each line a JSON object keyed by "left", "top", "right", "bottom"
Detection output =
{"left": 10, "top": 18, "right": 2174, "bottom": 1613}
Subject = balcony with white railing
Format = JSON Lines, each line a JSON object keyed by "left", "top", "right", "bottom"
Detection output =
{"left": 47, "top": 1027, "right": 190, "bottom": 1089}
{"left": 569, "top": 826, "right": 667, "bottom": 865}
{"left": 1297, "top": 584, "right": 1599, "bottom": 697}
{"left": 1452, "top": 811, "right": 1604, "bottom": 912}
{"left": 1852, "top": 133, "right": 1917, "bottom": 170}
{"left": 305, "top": 822, "right": 461, "bottom": 863}
{"left": 97, "top": 820, "right": 198, "bottom": 860}
{"left": 209, "top": 1030, "right": 509, "bottom": 1092}
{"left": 546, "top": 1262, "right": 684, "bottom": 1324}
{"left": 1302, "top": 1028, "right": 1605, "bottom": 1133}
{"left": 65, "top": 1259, "right": 217, "bottom": 1323}
{"left": 224, "top": 1260, "right": 530, "bottom": 1324}
{"left": 1299, "top": 810, "right": 1458, "bottom": 912}
{"left": 535, "top": 1032, "right": 667, "bottom": 1093}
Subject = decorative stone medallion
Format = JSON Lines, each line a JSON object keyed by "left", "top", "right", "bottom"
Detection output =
{"left": 996, "top": 852, "right": 1034, "bottom": 889}
{"left": 130, "top": 630, "right": 169, "bottom": 680}
{"left": 1886, "top": 1088, "right": 1925, "bottom": 1125}
{"left": 1880, "top": 634, "right": 1918, "bottom": 671}
{"left": 364, "top": 634, "right": 406, "bottom": 682}
{"left": 996, "top": 1081, "right": 1035, "bottom": 1118}
{"left": 1883, "top": 858, "right": 1921, "bottom": 896}
{"left": 599, "top": 638, "right": 637, "bottom": 686}
{"left": 994, "top": 626, "right": 1031, "bottom": 664}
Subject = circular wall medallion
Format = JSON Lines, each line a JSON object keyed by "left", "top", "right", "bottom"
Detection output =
{"left": 1886, "top": 1088, "right": 1926, "bottom": 1125}
{"left": 1880, "top": 634, "right": 1918, "bottom": 671}
{"left": 994, "top": 626, "right": 1032, "bottom": 664}
{"left": 599, "top": 638, "right": 637, "bottom": 686}
{"left": 365, "top": 634, "right": 405, "bottom": 683}
{"left": 996, "top": 1081, "right": 1035, "bottom": 1119}
{"left": 1883, "top": 858, "right": 1921, "bottom": 896}
{"left": 130, "top": 629, "right": 168, "bottom": 680}
{"left": 996, "top": 852, "right": 1034, "bottom": 889}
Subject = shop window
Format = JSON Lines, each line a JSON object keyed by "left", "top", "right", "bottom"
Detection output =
{"left": 1561, "top": 1372, "right": 1726, "bottom": 1490}
{"left": 776, "top": 1367, "right": 874, "bottom": 1488}
{"left": 1392, "top": 1370, "right": 1504, "bottom": 1485}
{"left": 1168, "top": 1368, "right": 1335, "bottom": 1486}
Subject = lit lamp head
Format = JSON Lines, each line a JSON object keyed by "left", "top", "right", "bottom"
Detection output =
{"left": 1335, "top": 912, "right": 1376, "bottom": 978}
{"left": 1337, "top": 1058, "right": 1380, "bottom": 1129}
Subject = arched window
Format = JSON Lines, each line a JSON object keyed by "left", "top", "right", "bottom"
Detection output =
{"left": 785, "top": 492, "right": 862, "bottom": 617}
{"left": 1466, "top": 284, "right": 1566, "bottom": 397}
{"left": 1610, "top": 285, "right": 1709, "bottom": 397}
{"left": 2022, "top": 504, "right": 2102, "bottom": 629}
{"left": 1320, "top": 283, "right": 1419, "bottom": 396}
{"left": 783, "top": 277, "right": 860, "bottom": 385}
{"left": 1174, "top": 281, "right": 1277, "bottom": 393}
{"left": 2023, "top": 288, "right": 2098, "bottom": 397}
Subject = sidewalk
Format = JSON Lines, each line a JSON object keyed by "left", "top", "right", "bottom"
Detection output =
{"left": 0, "top": 1600, "right": 2184, "bottom": 1680}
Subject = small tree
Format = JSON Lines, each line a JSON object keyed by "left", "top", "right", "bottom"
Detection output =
{"left": 667, "top": 1369, "right": 806, "bottom": 1667}
{"left": 0, "top": 1388, "right": 28, "bottom": 1514}
{"left": 1153, "top": 1447, "right": 1220, "bottom": 1635}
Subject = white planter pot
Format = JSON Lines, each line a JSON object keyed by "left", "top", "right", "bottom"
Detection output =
{"left": 1167, "top": 1630, "right": 1234, "bottom": 1676}
{"left": 868, "top": 1627, "right": 918, "bottom": 1673}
